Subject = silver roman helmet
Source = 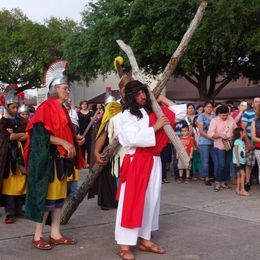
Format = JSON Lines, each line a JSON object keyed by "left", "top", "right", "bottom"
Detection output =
{"left": 18, "top": 104, "right": 29, "bottom": 114}
{"left": 44, "top": 60, "right": 69, "bottom": 95}
{"left": 3, "top": 85, "right": 19, "bottom": 106}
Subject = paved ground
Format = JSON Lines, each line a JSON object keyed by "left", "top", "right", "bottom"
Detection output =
{"left": 1, "top": 170, "right": 260, "bottom": 260}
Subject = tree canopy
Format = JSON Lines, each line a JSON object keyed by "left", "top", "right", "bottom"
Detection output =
{"left": 63, "top": 0, "right": 260, "bottom": 99}
{"left": 0, "top": 9, "right": 77, "bottom": 91}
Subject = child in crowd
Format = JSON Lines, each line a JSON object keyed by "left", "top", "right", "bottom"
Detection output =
{"left": 192, "top": 116, "right": 201, "bottom": 180}
{"left": 233, "top": 127, "right": 250, "bottom": 196}
{"left": 177, "top": 125, "right": 194, "bottom": 184}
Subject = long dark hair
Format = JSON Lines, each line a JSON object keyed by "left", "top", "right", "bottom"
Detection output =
{"left": 233, "top": 127, "right": 243, "bottom": 143}
{"left": 123, "top": 80, "right": 152, "bottom": 119}
{"left": 216, "top": 105, "right": 229, "bottom": 115}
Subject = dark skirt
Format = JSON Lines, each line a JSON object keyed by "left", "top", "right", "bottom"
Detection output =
{"left": 88, "top": 162, "right": 118, "bottom": 209}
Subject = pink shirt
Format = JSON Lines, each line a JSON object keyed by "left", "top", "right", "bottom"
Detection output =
{"left": 208, "top": 116, "right": 237, "bottom": 150}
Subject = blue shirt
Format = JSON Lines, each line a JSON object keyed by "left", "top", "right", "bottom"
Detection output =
{"left": 197, "top": 113, "right": 213, "bottom": 145}
{"left": 241, "top": 109, "right": 255, "bottom": 139}
{"left": 233, "top": 139, "right": 246, "bottom": 165}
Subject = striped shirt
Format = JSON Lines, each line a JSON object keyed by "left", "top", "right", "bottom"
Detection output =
{"left": 241, "top": 109, "right": 255, "bottom": 139}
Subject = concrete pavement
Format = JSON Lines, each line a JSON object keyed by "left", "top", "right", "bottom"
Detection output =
{"left": 1, "top": 171, "right": 260, "bottom": 260}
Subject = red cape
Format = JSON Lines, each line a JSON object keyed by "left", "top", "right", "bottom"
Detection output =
{"left": 24, "top": 97, "right": 84, "bottom": 169}
{"left": 117, "top": 107, "right": 175, "bottom": 229}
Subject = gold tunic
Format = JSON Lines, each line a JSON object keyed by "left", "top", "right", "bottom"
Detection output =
{"left": 67, "top": 168, "right": 79, "bottom": 182}
{"left": 46, "top": 166, "right": 67, "bottom": 200}
{"left": 2, "top": 167, "right": 26, "bottom": 196}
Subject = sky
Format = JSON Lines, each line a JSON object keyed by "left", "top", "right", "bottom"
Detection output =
{"left": 0, "top": 0, "right": 94, "bottom": 96}
{"left": 0, "top": 0, "right": 92, "bottom": 23}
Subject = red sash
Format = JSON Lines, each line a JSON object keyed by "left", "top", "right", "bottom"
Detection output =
{"left": 116, "top": 107, "right": 175, "bottom": 228}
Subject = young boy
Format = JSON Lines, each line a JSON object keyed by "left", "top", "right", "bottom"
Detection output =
{"left": 177, "top": 125, "right": 194, "bottom": 183}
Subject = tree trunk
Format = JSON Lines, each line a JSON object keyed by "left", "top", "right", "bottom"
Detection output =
{"left": 198, "top": 74, "right": 207, "bottom": 100}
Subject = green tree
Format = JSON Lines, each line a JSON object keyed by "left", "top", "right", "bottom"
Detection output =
{"left": 0, "top": 9, "right": 77, "bottom": 91}
{"left": 63, "top": 0, "right": 260, "bottom": 99}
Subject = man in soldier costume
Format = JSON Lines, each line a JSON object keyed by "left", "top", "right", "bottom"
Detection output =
{"left": 0, "top": 85, "right": 27, "bottom": 224}
{"left": 24, "top": 60, "right": 85, "bottom": 250}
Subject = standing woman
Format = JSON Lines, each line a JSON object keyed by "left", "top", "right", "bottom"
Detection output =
{"left": 24, "top": 60, "right": 85, "bottom": 250}
{"left": 78, "top": 100, "right": 93, "bottom": 167}
{"left": 251, "top": 105, "right": 260, "bottom": 183}
{"left": 208, "top": 105, "right": 237, "bottom": 191}
{"left": 197, "top": 101, "right": 215, "bottom": 185}
{"left": 186, "top": 103, "right": 196, "bottom": 135}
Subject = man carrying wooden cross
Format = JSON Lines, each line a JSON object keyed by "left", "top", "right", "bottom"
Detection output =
{"left": 115, "top": 80, "right": 180, "bottom": 259}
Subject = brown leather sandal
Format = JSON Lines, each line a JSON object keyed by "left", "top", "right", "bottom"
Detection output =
{"left": 32, "top": 237, "right": 52, "bottom": 250}
{"left": 5, "top": 215, "right": 15, "bottom": 224}
{"left": 118, "top": 249, "right": 135, "bottom": 260}
{"left": 139, "top": 242, "right": 166, "bottom": 254}
{"left": 49, "top": 236, "right": 77, "bottom": 245}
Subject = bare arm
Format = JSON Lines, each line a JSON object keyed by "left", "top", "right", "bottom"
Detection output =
{"left": 153, "top": 115, "right": 170, "bottom": 132}
{"left": 234, "top": 145, "right": 240, "bottom": 166}
{"left": 241, "top": 121, "right": 250, "bottom": 143}
{"left": 9, "top": 132, "right": 25, "bottom": 141}
{"left": 193, "top": 134, "right": 199, "bottom": 151}
{"left": 50, "top": 135, "right": 76, "bottom": 158}
{"left": 251, "top": 121, "right": 260, "bottom": 143}
{"left": 94, "top": 129, "right": 108, "bottom": 165}
{"left": 75, "top": 133, "right": 85, "bottom": 146}
{"left": 19, "top": 133, "right": 28, "bottom": 141}
{"left": 190, "top": 147, "right": 194, "bottom": 159}
{"left": 233, "top": 111, "right": 244, "bottom": 124}
{"left": 197, "top": 121, "right": 211, "bottom": 140}
{"left": 241, "top": 121, "right": 254, "bottom": 151}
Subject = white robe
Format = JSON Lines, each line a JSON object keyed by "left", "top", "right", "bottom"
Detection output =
{"left": 115, "top": 104, "right": 185, "bottom": 245}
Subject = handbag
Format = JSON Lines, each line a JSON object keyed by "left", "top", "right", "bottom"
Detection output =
{"left": 222, "top": 138, "right": 233, "bottom": 151}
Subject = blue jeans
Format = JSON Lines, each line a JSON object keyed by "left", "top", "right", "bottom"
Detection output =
{"left": 214, "top": 148, "right": 232, "bottom": 182}
{"left": 67, "top": 181, "right": 78, "bottom": 197}
{"left": 45, "top": 199, "right": 64, "bottom": 212}
{"left": 199, "top": 145, "right": 215, "bottom": 178}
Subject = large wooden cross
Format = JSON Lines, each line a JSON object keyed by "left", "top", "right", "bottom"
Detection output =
{"left": 61, "top": 1, "right": 207, "bottom": 224}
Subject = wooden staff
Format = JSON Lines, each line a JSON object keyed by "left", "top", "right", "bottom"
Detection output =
{"left": 82, "top": 109, "right": 99, "bottom": 138}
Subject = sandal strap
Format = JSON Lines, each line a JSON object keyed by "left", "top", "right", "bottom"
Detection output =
{"left": 32, "top": 237, "right": 52, "bottom": 250}
{"left": 118, "top": 249, "right": 135, "bottom": 260}
{"left": 49, "top": 236, "right": 76, "bottom": 245}
{"left": 5, "top": 215, "right": 15, "bottom": 224}
{"left": 139, "top": 242, "right": 166, "bottom": 254}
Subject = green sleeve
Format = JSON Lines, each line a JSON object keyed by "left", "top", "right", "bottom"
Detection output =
{"left": 25, "top": 123, "right": 51, "bottom": 223}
